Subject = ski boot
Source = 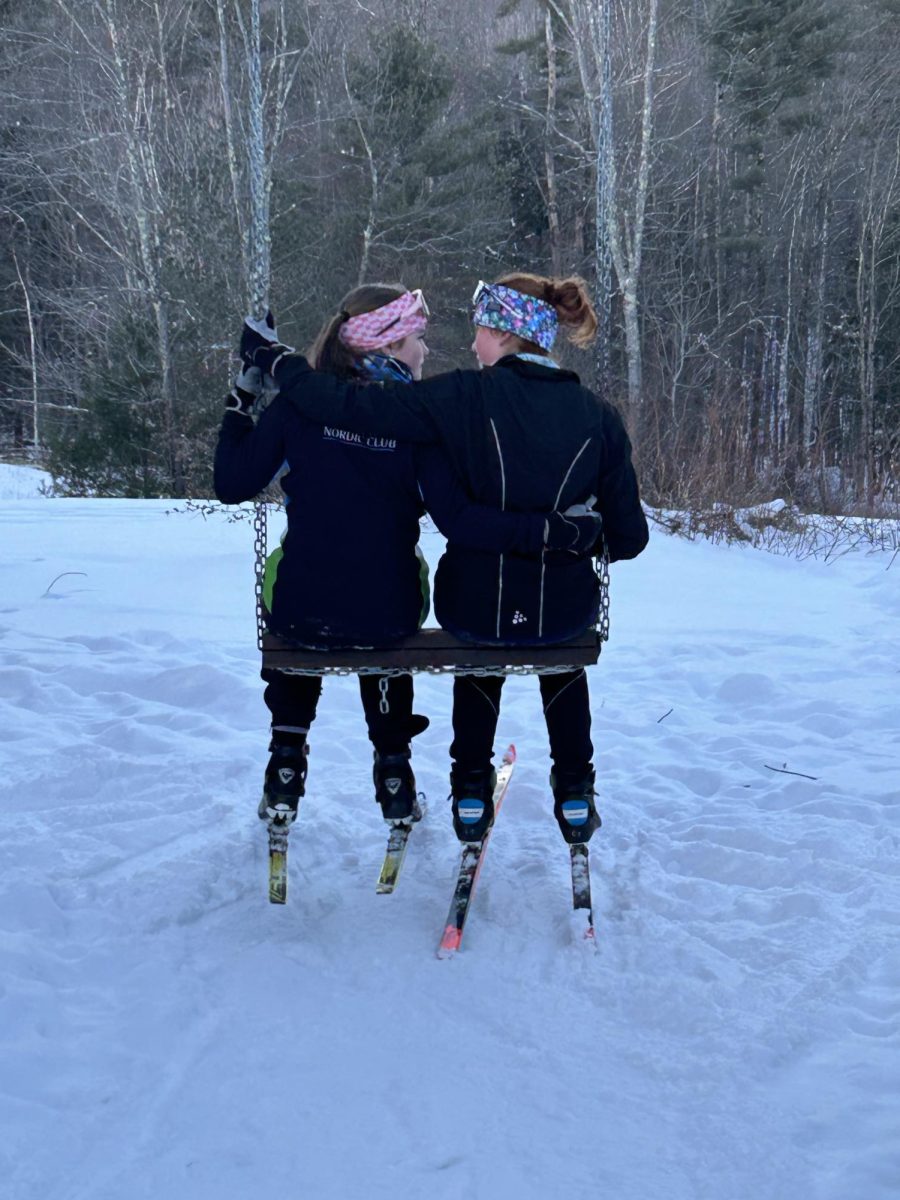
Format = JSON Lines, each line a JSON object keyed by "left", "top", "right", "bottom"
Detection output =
{"left": 450, "top": 764, "right": 497, "bottom": 843}
{"left": 259, "top": 737, "right": 309, "bottom": 824}
{"left": 373, "top": 750, "right": 423, "bottom": 826}
{"left": 550, "top": 766, "right": 601, "bottom": 845}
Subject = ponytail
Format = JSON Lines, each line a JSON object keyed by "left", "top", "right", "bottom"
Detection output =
{"left": 496, "top": 272, "right": 598, "bottom": 351}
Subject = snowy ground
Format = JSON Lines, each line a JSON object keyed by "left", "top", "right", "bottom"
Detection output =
{"left": 0, "top": 461, "right": 53, "bottom": 498}
{"left": 1, "top": 477, "right": 898, "bottom": 1200}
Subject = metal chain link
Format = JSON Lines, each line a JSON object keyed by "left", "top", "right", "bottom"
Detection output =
{"left": 247, "top": 0, "right": 269, "bottom": 320}
{"left": 253, "top": 498, "right": 268, "bottom": 652}
{"left": 378, "top": 675, "right": 390, "bottom": 714}
{"left": 247, "top": 0, "right": 271, "bottom": 655}
{"left": 596, "top": 552, "right": 611, "bottom": 644}
{"left": 594, "top": 532, "right": 611, "bottom": 644}
{"left": 275, "top": 661, "right": 599, "bottom": 678}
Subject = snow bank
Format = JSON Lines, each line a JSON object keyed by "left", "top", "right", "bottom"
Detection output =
{"left": 0, "top": 461, "right": 53, "bottom": 498}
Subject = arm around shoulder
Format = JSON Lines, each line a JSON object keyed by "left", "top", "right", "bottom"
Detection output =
{"left": 273, "top": 353, "right": 463, "bottom": 445}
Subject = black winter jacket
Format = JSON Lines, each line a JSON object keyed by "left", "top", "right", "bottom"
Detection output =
{"left": 214, "top": 394, "right": 548, "bottom": 647}
{"left": 268, "top": 353, "right": 649, "bottom": 644}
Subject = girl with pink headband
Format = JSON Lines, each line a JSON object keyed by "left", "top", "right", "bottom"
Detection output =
{"left": 338, "top": 289, "right": 430, "bottom": 354}
{"left": 216, "top": 283, "right": 600, "bottom": 837}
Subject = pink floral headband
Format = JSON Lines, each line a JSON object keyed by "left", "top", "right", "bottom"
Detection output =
{"left": 338, "top": 289, "right": 429, "bottom": 352}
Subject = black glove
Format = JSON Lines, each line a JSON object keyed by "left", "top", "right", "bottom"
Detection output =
{"left": 224, "top": 364, "right": 264, "bottom": 415}
{"left": 239, "top": 311, "right": 293, "bottom": 374}
{"left": 545, "top": 509, "right": 603, "bottom": 556}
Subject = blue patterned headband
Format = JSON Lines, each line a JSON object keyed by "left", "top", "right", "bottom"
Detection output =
{"left": 471, "top": 281, "right": 558, "bottom": 352}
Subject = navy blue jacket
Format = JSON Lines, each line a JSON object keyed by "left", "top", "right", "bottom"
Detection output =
{"left": 214, "top": 392, "right": 547, "bottom": 647}
{"left": 268, "top": 353, "right": 649, "bottom": 644}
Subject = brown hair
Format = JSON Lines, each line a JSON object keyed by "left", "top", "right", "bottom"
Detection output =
{"left": 495, "top": 272, "right": 598, "bottom": 354}
{"left": 308, "top": 283, "right": 406, "bottom": 379}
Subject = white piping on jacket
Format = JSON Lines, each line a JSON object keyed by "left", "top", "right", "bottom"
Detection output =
{"left": 538, "top": 437, "right": 594, "bottom": 638}
{"left": 490, "top": 418, "right": 507, "bottom": 639}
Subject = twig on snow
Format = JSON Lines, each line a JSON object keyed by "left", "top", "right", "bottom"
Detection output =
{"left": 43, "top": 571, "right": 87, "bottom": 596}
{"left": 764, "top": 763, "right": 818, "bottom": 781}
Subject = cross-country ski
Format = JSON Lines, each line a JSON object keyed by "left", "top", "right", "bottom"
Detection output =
{"left": 438, "top": 745, "right": 516, "bottom": 958}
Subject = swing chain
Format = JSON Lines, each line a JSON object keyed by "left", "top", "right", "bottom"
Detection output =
{"left": 253, "top": 498, "right": 268, "bottom": 652}
{"left": 276, "top": 661, "right": 594, "bottom": 678}
{"left": 596, "top": 537, "right": 611, "bottom": 644}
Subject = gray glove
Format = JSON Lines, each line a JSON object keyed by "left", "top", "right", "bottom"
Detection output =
{"left": 544, "top": 509, "right": 603, "bottom": 556}
{"left": 240, "top": 312, "right": 293, "bottom": 374}
{"left": 225, "top": 363, "right": 265, "bottom": 415}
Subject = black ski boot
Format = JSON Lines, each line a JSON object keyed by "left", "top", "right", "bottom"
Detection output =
{"left": 259, "top": 737, "right": 309, "bottom": 823}
{"left": 450, "top": 765, "right": 497, "bottom": 843}
{"left": 373, "top": 750, "right": 423, "bottom": 826}
{"left": 550, "top": 766, "right": 601, "bottom": 844}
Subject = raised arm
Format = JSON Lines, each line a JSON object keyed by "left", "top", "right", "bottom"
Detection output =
{"left": 240, "top": 316, "right": 469, "bottom": 444}
{"left": 274, "top": 354, "right": 463, "bottom": 444}
{"left": 214, "top": 393, "right": 288, "bottom": 504}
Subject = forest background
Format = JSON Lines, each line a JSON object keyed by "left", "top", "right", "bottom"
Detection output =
{"left": 1, "top": 0, "right": 898, "bottom": 514}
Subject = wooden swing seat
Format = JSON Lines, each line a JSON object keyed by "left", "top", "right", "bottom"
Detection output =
{"left": 261, "top": 627, "right": 601, "bottom": 676}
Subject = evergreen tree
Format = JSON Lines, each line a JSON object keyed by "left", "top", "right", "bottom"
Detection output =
{"left": 708, "top": 0, "right": 839, "bottom": 245}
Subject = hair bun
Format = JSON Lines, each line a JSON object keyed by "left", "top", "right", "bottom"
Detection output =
{"left": 496, "top": 271, "right": 598, "bottom": 350}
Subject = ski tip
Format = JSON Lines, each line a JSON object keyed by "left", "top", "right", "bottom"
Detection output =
{"left": 437, "top": 925, "right": 462, "bottom": 959}
{"left": 566, "top": 908, "right": 596, "bottom": 947}
{"left": 502, "top": 744, "right": 517, "bottom": 765}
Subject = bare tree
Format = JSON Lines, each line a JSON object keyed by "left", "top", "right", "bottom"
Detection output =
{"left": 541, "top": 0, "right": 660, "bottom": 410}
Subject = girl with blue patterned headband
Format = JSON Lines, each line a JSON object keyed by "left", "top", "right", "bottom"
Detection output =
{"left": 470, "top": 273, "right": 598, "bottom": 367}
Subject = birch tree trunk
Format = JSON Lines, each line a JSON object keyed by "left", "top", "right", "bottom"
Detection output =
{"left": 622, "top": 0, "right": 658, "bottom": 410}
{"left": 344, "top": 54, "right": 379, "bottom": 286}
{"left": 544, "top": 9, "right": 562, "bottom": 277}
{"left": 12, "top": 251, "right": 39, "bottom": 453}
{"left": 554, "top": 0, "right": 659, "bottom": 409}
{"left": 803, "top": 192, "right": 829, "bottom": 460}
{"left": 215, "top": 0, "right": 249, "bottom": 291}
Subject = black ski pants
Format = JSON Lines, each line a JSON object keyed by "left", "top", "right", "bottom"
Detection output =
{"left": 261, "top": 668, "right": 420, "bottom": 755}
{"left": 450, "top": 668, "right": 593, "bottom": 776}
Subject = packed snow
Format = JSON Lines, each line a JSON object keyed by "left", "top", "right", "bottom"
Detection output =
{"left": 1, "top": 468, "right": 898, "bottom": 1199}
